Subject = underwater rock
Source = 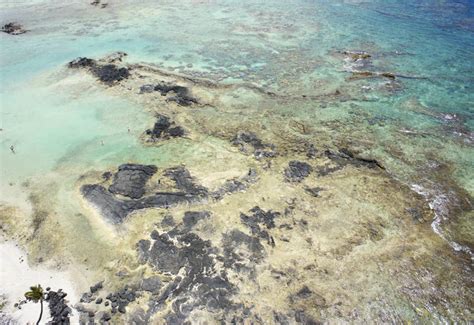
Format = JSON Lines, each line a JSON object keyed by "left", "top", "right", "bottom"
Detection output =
{"left": 349, "top": 71, "right": 396, "bottom": 80}
{"left": 241, "top": 206, "right": 279, "bottom": 229}
{"left": 1, "top": 22, "right": 27, "bottom": 35}
{"left": 284, "top": 161, "right": 313, "bottom": 182}
{"left": 109, "top": 164, "right": 157, "bottom": 199}
{"left": 342, "top": 51, "right": 371, "bottom": 61}
{"left": 45, "top": 289, "right": 72, "bottom": 324}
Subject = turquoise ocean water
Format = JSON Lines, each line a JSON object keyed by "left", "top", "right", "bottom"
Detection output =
{"left": 2, "top": 0, "right": 472, "bottom": 247}
{"left": 0, "top": 0, "right": 473, "bottom": 322}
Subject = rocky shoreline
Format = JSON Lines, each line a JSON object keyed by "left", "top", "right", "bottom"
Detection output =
{"left": 0, "top": 49, "right": 471, "bottom": 324}
{"left": 60, "top": 53, "right": 472, "bottom": 323}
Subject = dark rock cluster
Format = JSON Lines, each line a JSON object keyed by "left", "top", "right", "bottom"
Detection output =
{"left": 45, "top": 289, "right": 72, "bottom": 324}
{"left": 145, "top": 114, "right": 186, "bottom": 140}
{"left": 140, "top": 83, "right": 198, "bottom": 106}
{"left": 81, "top": 163, "right": 259, "bottom": 224}
{"left": 93, "top": 64, "right": 130, "bottom": 84}
{"left": 240, "top": 206, "right": 280, "bottom": 247}
{"left": 284, "top": 161, "right": 313, "bottom": 182}
{"left": 81, "top": 165, "right": 207, "bottom": 224}
{"left": 211, "top": 168, "right": 258, "bottom": 200}
{"left": 68, "top": 57, "right": 130, "bottom": 85}
{"left": 154, "top": 83, "right": 198, "bottom": 106}
{"left": 134, "top": 209, "right": 275, "bottom": 323}
{"left": 1, "top": 22, "right": 27, "bottom": 35}
{"left": 232, "top": 131, "right": 277, "bottom": 159}
{"left": 68, "top": 57, "right": 95, "bottom": 69}
{"left": 76, "top": 203, "right": 325, "bottom": 323}
{"left": 105, "top": 287, "right": 137, "bottom": 314}
{"left": 90, "top": 0, "right": 108, "bottom": 8}
{"left": 109, "top": 164, "right": 157, "bottom": 199}
{"left": 316, "top": 148, "right": 384, "bottom": 176}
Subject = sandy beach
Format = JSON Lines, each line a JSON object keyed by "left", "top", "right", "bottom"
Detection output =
{"left": 0, "top": 240, "right": 80, "bottom": 324}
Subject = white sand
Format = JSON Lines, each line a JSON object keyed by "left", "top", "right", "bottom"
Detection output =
{"left": 0, "top": 241, "right": 80, "bottom": 324}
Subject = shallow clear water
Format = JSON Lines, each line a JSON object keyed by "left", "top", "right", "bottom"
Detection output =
{"left": 0, "top": 0, "right": 473, "bottom": 323}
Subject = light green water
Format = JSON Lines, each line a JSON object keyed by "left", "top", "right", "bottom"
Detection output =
{"left": 0, "top": 0, "right": 473, "bottom": 323}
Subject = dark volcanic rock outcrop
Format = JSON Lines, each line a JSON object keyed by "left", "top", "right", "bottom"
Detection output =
{"left": 106, "top": 287, "right": 137, "bottom": 314}
{"left": 154, "top": 83, "right": 198, "bottom": 106}
{"left": 137, "top": 212, "right": 239, "bottom": 323}
{"left": 211, "top": 168, "right": 258, "bottom": 200}
{"left": 68, "top": 56, "right": 130, "bottom": 85}
{"left": 81, "top": 164, "right": 207, "bottom": 224}
{"left": 284, "top": 161, "right": 313, "bottom": 182}
{"left": 139, "top": 82, "right": 198, "bottom": 106}
{"left": 145, "top": 114, "right": 186, "bottom": 140}
{"left": 109, "top": 164, "right": 157, "bottom": 199}
{"left": 68, "top": 57, "right": 95, "bottom": 69}
{"left": 232, "top": 131, "right": 276, "bottom": 159}
{"left": 163, "top": 166, "right": 208, "bottom": 196}
{"left": 1, "top": 22, "right": 27, "bottom": 35}
{"left": 45, "top": 289, "right": 72, "bottom": 324}
{"left": 240, "top": 206, "right": 280, "bottom": 247}
{"left": 93, "top": 64, "right": 130, "bottom": 84}
{"left": 82, "top": 164, "right": 261, "bottom": 224}
{"left": 316, "top": 148, "right": 384, "bottom": 176}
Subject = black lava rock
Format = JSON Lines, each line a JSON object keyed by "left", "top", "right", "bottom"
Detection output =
{"left": 90, "top": 281, "right": 103, "bottom": 293}
{"left": 1, "top": 22, "right": 27, "bottom": 35}
{"left": 68, "top": 57, "right": 95, "bottom": 69}
{"left": 154, "top": 83, "right": 198, "bottom": 106}
{"left": 284, "top": 161, "right": 313, "bottom": 182}
{"left": 92, "top": 64, "right": 130, "bottom": 85}
{"left": 109, "top": 164, "right": 157, "bottom": 199}
{"left": 45, "top": 290, "right": 72, "bottom": 324}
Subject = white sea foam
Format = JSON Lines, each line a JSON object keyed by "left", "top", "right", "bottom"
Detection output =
{"left": 410, "top": 184, "right": 473, "bottom": 260}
